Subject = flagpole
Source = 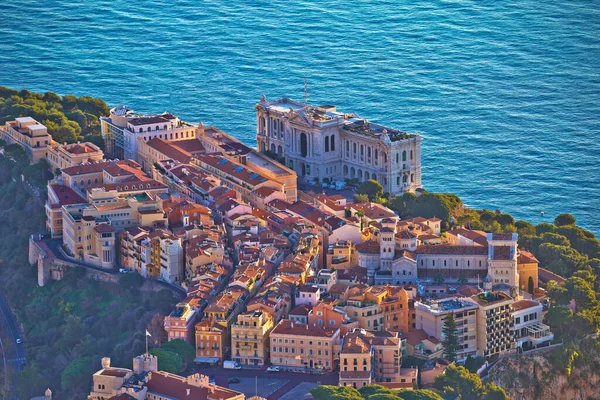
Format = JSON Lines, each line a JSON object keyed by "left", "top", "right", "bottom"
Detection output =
{"left": 146, "top": 331, "right": 149, "bottom": 355}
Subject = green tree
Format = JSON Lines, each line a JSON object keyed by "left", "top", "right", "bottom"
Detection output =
{"left": 359, "top": 384, "right": 394, "bottom": 398}
{"left": 311, "top": 385, "right": 362, "bottom": 400}
{"left": 555, "top": 213, "right": 576, "bottom": 227}
{"left": 149, "top": 349, "right": 183, "bottom": 374}
{"left": 464, "top": 355, "right": 485, "bottom": 373}
{"left": 162, "top": 339, "right": 195, "bottom": 364}
{"left": 515, "top": 220, "right": 536, "bottom": 236}
{"left": 354, "top": 193, "right": 369, "bottom": 203}
{"left": 546, "top": 306, "right": 574, "bottom": 335}
{"left": 482, "top": 383, "right": 509, "bottom": 400}
{"left": 357, "top": 179, "right": 384, "bottom": 201}
{"left": 434, "top": 365, "right": 504, "bottom": 399}
{"left": 540, "top": 232, "right": 570, "bottom": 247}
{"left": 433, "top": 272, "right": 445, "bottom": 285}
{"left": 442, "top": 313, "right": 458, "bottom": 362}
{"left": 61, "top": 357, "right": 92, "bottom": 390}
{"left": 528, "top": 276, "right": 535, "bottom": 294}
{"left": 458, "top": 274, "right": 469, "bottom": 285}
{"left": 397, "top": 389, "right": 443, "bottom": 400}
{"left": 536, "top": 222, "right": 556, "bottom": 236}
{"left": 494, "top": 213, "right": 514, "bottom": 226}
{"left": 479, "top": 210, "right": 495, "bottom": 224}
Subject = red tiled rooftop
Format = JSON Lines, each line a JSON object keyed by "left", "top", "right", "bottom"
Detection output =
{"left": 50, "top": 184, "right": 85, "bottom": 206}
{"left": 513, "top": 299, "right": 540, "bottom": 312}
{"left": 272, "top": 320, "right": 338, "bottom": 338}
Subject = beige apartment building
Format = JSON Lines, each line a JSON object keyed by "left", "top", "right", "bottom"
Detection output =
{"left": 195, "top": 319, "right": 227, "bottom": 364}
{"left": 327, "top": 240, "right": 358, "bottom": 270}
{"left": 46, "top": 141, "right": 103, "bottom": 171}
{"left": 231, "top": 310, "right": 274, "bottom": 366}
{"left": 339, "top": 329, "right": 403, "bottom": 389}
{"left": 415, "top": 296, "right": 479, "bottom": 362}
{"left": 270, "top": 319, "right": 341, "bottom": 372}
{"left": 46, "top": 183, "right": 86, "bottom": 238}
{"left": 62, "top": 189, "right": 166, "bottom": 269}
{"left": 0, "top": 117, "right": 52, "bottom": 163}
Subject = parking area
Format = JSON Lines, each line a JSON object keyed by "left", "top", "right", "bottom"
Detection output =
{"left": 228, "top": 377, "right": 289, "bottom": 398}
{"left": 278, "top": 382, "right": 318, "bottom": 400}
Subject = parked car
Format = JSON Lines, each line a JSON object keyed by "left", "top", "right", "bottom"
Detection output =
{"left": 266, "top": 366, "right": 280, "bottom": 372}
{"left": 228, "top": 377, "right": 240, "bottom": 384}
{"left": 119, "top": 268, "right": 128, "bottom": 274}
{"left": 15, "top": 338, "right": 21, "bottom": 344}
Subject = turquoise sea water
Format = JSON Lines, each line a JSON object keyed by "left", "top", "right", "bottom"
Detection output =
{"left": 1, "top": 0, "right": 599, "bottom": 233}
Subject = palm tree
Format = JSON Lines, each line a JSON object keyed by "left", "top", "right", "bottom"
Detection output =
{"left": 433, "top": 272, "right": 445, "bottom": 285}
{"left": 355, "top": 209, "right": 365, "bottom": 231}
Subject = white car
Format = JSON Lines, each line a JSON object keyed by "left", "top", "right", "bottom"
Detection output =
{"left": 16, "top": 338, "right": 21, "bottom": 344}
{"left": 266, "top": 366, "right": 280, "bottom": 372}
{"left": 119, "top": 268, "right": 128, "bottom": 274}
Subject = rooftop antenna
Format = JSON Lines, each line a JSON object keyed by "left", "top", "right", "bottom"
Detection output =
{"left": 304, "top": 77, "right": 309, "bottom": 106}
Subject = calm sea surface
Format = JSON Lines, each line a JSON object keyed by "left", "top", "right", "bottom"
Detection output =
{"left": 1, "top": 0, "right": 599, "bottom": 234}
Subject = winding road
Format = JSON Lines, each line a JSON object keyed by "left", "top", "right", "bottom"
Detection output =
{"left": 0, "top": 290, "right": 26, "bottom": 399}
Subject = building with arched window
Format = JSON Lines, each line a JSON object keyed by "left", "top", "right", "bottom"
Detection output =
{"left": 256, "top": 96, "right": 423, "bottom": 195}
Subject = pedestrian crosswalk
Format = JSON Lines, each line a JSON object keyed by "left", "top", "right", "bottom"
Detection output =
{"left": 8, "top": 357, "right": 26, "bottom": 364}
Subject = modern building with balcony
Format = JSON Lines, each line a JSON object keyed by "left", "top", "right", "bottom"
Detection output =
{"left": 255, "top": 96, "right": 422, "bottom": 194}
{"left": 472, "top": 291, "right": 515, "bottom": 359}
{"left": 512, "top": 299, "right": 553, "bottom": 350}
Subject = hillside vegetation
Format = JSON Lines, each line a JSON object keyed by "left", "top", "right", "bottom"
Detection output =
{"left": 0, "top": 127, "right": 179, "bottom": 400}
{"left": 0, "top": 86, "right": 108, "bottom": 147}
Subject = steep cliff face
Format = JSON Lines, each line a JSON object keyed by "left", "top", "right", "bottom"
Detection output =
{"left": 487, "top": 346, "right": 600, "bottom": 400}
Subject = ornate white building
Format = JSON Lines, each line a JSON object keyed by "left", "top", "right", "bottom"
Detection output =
{"left": 101, "top": 105, "right": 197, "bottom": 160}
{"left": 255, "top": 97, "right": 423, "bottom": 195}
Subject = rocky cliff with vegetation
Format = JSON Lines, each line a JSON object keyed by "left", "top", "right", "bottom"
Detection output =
{"left": 488, "top": 338, "right": 600, "bottom": 400}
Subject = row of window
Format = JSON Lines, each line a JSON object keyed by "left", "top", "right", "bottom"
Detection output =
{"left": 420, "top": 259, "right": 484, "bottom": 267}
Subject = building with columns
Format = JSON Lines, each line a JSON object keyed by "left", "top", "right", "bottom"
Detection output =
{"left": 255, "top": 96, "right": 423, "bottom": 195}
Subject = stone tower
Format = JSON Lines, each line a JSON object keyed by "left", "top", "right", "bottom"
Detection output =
{"left": 133, "top": 353, "right": 158, "bottom": 374}
{"left": 486, "top": 233, "right": 519, "bottom": 290}
{"left": 379, "top": 218, "right": 397, "bottom": 271}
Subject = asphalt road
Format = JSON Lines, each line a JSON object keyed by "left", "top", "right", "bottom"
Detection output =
{"left": 0, "top": 289, "right": 26, "bottom": 400}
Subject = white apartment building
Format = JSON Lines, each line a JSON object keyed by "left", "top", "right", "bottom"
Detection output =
{"left": 255, "top": 96, "right": 422, "bottom": 195}
{"left": 100, "top": 105, "right": 197, "bottom": 160}
{"left": 512, "top": 299, "right": 553, "bottom": 350}
{"left": 415, "top": 296, "right": 480, "bottom": 362}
